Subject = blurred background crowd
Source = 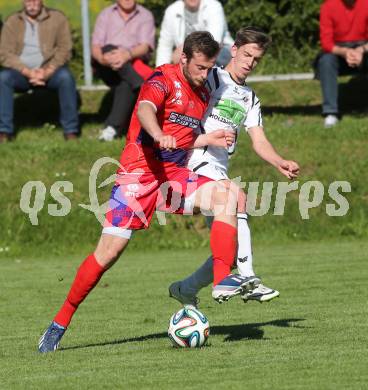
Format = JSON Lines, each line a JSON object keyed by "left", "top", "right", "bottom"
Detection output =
{"left": 0, "top": 0, "right": 367, "bottom": 142}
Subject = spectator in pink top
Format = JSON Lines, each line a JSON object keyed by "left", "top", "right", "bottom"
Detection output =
{"left": 316, "top": 0, "right": 368, "bottom": 127}
{"left": 92, "top": 0, "right": 155, "bottom": 141}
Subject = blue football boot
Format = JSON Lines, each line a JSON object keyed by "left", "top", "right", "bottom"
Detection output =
{"left": 212, "top": 274, "right": 261, "bottom": 303}
{"left": 38, "top": 321, "right": 66, "bottom": 353}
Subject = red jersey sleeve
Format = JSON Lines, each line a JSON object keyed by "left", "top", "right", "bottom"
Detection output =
{"left": 138, "top": 70, "right": 170, "bottom": 113}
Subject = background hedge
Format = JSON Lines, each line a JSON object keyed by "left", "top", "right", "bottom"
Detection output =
{"left": 0, "top": 0, "right": 323, "bottom": 78}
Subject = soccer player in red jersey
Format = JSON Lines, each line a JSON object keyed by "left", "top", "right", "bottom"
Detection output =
{"left": 38, "top": 32, "right": 256, "bottom": 353}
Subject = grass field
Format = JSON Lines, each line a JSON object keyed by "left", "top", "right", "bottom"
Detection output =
{"left": 0, "top": 77, "right": 367, "bottom": 388}
{"left": 0, "top": 78, "right": 367, "bottom": 257}
{"left": 1, "top": 241, "right": 367, "bottom": 389}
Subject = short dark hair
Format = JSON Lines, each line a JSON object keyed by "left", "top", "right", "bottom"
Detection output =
{"left": 234, "top": 26, "right": 271, "bottom": 51}
{"left": 183, "top": 31, "right": 220, "bottom": 61}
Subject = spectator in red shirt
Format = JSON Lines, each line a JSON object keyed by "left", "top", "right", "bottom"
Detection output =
{"left": 316, "top": 0, "right": 368, "bottom": 127}
{"left": 92, "top": 0, "right": 155, "bottom": 141}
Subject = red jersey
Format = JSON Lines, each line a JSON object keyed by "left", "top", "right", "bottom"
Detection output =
{"left": 320, "top": 0, "right": 368, "bottom": 52}
{"left": 119, "top": 64, "right": 209, "bottom": 172}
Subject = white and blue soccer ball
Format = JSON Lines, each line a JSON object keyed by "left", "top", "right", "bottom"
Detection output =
{"left": 168, "top": 307, "right": 210, "bottom": 348}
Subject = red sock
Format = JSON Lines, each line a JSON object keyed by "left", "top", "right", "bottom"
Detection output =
{"left": 210, "top": 221, "right": 237, "bottom": 286}
{"left": 54, "top": 254, "right": 106, "bottom": 328}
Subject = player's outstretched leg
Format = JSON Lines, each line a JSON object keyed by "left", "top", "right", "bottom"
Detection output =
{"left": 38, "top": 234, "right": 129, "bottom": 353}
{"left": 169, "top": 281, "right": 201, "bottom": 308}
{"left": 169, "top": 256, "right": 213, "bottom": 307}
{"left": 236, "top": 212, "right": 279, "bottom": 302}
{"left": 209, "top": 218, "right": 260, "bottom": 303}
{"left": 170, "top": 255, "right": 260, "bottom": 306}
{"left": 193, "top": 181, "right": 257, "bottom": 303}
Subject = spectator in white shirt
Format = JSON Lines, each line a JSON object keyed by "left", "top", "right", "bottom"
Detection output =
{"left": 156, "top": 0, "right": 233, "bottom": 67}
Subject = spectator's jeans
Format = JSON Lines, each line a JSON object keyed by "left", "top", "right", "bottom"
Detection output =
{"left": 93, "top": 62, "right": 143, "bottom": 132}
{"left": 0, "top": 66, "right": 79, "bottom": 135}
{"left": 316, "top": 43, "right": 368, "bottom": 115}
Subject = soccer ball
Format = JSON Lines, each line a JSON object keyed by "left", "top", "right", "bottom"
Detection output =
{"left": 168, "top": 307, "right": 210, "bottom": 348}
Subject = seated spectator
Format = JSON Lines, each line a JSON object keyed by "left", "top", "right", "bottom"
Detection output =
{"left": 156, "top": 0, "right": 234, "bottom": 67}
{"left": 316, "top": 0, "right": 368, "bottom": 127}
{"left": 0, "top": 0, "right": 79, "bottom": 143}
{"left": 92, "top": 0, "right": 155, "bottom": 141}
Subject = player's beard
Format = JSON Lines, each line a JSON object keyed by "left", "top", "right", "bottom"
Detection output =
{"left": 183, "top": 66, "right": 204, "bottom": 88}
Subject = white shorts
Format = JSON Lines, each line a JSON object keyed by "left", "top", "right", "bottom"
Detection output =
{"left": 189, "top": 161, "right": 229, "bottom": 181}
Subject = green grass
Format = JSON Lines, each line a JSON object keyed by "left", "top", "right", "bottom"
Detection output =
{"left": 0, "top": 241, "right": 367, "bottom": 389}
{"left": 0, "top": 78, "right": 367, "bottom": 257}
{"left": 0, "top": 78, "right": 367, "bottom": 388}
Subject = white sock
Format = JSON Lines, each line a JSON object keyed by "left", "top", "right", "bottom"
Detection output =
{"left": 179, "top": 256, "right": 213, "bottom": 296}
{"left": 236, "top": 213, "right": 255, "bottom": 277}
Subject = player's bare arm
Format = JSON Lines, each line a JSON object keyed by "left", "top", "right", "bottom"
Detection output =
{"left": 137, "top": 101, "right": 235, "bottom": 151}
{"left": 137, "top": 101, "right": 177, "bottom": 150}
{"left": 248, "top": 126, "right": 300, "bottom": 180}
{"left": 192, "top": 129, "right": 235, "bottom": 149}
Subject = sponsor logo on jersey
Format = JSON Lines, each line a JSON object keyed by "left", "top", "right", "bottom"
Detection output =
{"left": 168, "top": 112, "right": 200, "bottom": 129}
{"left": 214, "top": 98, "right": 247, "bottom": 126}
{"left": 208, "top": 113, "right": 233, "bottom": 125}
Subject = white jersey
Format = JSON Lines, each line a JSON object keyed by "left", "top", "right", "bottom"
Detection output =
{"left": 187, "top": 67, "right": 262, "bottom": 175}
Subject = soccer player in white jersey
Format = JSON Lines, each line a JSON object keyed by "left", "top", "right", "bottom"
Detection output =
{"left": 169, "top": 26, "right": 300, "bottom": 306}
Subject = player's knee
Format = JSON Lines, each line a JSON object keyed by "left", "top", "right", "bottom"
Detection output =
{"left": 95, "top": 235, "right": 128, "bottom": 266}
{"left": 212, "top": 187, "right": 226, "bottom": 205}
{"left": 237, "top": 188, "right": 247, "bottom": 209}
{"left": 211, "top": 186, "right": 237, "bottom": 217}
{"left": 224, "top": 181, "right": 247, "bottom": 213}
{"left": 214, "top": 186, "right": 237, "bottom": 207}
{"left": 103, "top": 246, "right": 122, "bottom": 263}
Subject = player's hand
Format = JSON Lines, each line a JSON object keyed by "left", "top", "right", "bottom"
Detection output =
{"left": 277, "top": 160, "right": 300, "bottom": 180}
{"left": 207, "top": 129, "right": 236, "bottom": 148}
{"left": 157, "top": 134, "right": 177, "bottom": 151}
{"left": 225, "top": 130, "right": 236, "bottom": 146}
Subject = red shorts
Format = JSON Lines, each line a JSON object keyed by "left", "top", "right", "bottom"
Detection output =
{"left": 104, "top": 165, "right": 212, "bottom": 230}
